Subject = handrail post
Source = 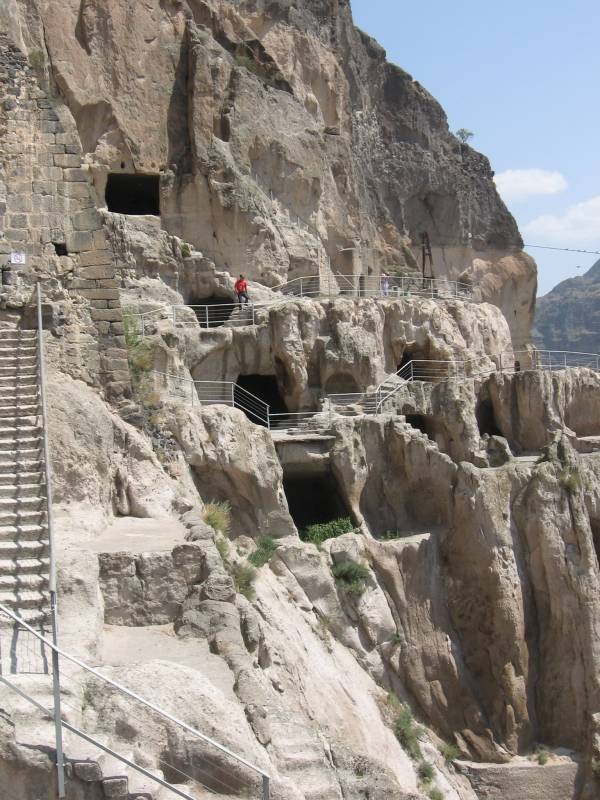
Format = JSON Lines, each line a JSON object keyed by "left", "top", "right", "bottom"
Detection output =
{"left": 205, "top": 306, "right": 209, "bottom": 329}
{"left": 172, "top": 305, "right": 177, "bottom": 327}
{"left": 263, "top": 774, "right": 270, "bottom": 800}
{"left": 266, "top": 403, "right": 271, "bottom": 430}
{"left": 231, "top": 383, "right": 235, "bottom": 408}
{"left": 36, "top": 283, "right": 66, "bottom": 799}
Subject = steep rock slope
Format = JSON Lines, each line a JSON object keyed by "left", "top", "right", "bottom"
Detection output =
{"left": 9, "top": 0, "right": 536, "bottom": 347}
{"left": 534, "top": 259, "right": 600, "bottom": 352}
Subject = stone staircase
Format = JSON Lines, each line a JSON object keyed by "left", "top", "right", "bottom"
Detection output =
{"left": 0, "top": 327, "right": 50, "bottom": 652}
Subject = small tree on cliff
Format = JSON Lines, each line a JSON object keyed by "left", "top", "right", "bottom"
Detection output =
{"left": 456, "top": 128, "right": 474, "bottom": 144}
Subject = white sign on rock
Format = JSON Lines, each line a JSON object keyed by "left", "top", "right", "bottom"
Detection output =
{"left": 9, "top": 252, "right": 26, "bottom": 265}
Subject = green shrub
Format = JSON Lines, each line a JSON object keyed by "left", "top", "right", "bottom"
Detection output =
{"left": 231, "top": 562, "right": 256, "bottom": 601}
{"left": 418, "top": 761, "right": 434, "bottom": 784}
{"left": 248, "top": 536, "right": 279, "bottom": 568}
{"left": 393, "top": 706, "right": 422, "bottom": 759}
{"left": 440, "top": 742, "right": 460, "bottom": 764}
{"left": 214, "top": 536, "right": 230, "bottom": 563}
{"left": 234, "top": 53, "right": 259, "bottom": 74}
{"left": 203, "top": 501, "right": 231, "bottom": 535}
{"left": 559, "top": 467, "right": 581, "bottom": 494}
{"left": 332, "top": 560, "right": 370, "bottom": 597}
{"left": 302, "top": 517, "right": 354, "bottom": 546}
{"left": 536, "top": 747, "right": 549, "bottom": 766}
{"left": 123, "top": 311, "right": 143, "bottom": 349}
{"left": 428, "top": 789, "right": 444, "bottom": 800}
{"left": 181, "top": 243, "right": 192, "bottom": 258}
{"left": 390, "top": 632, "right": 402, "bottom": 646}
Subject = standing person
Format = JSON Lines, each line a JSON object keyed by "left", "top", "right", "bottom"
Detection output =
{"left": 235, "top": 274, "right": 249, "bottom": 305}
{"left": 381, "top": 270, "right": 390, "bottom": 297}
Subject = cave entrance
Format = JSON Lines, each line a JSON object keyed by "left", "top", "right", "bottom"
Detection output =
{"left": 188, "top": 295, "right": 235, "bottom": 328}
{"left": 397, "top": 345, "right": 430, "bottom": 378}
{"left": 235, "top": 374, "right": 287, "bottom": 427}
{"left": 283, "top": 470, "right": 349, "bottom": 532}
{"left": 405, "top": 414, "right": 435, "bottom": 441}
{"left": 105, "top": 173, "right": 160, "bottom": 216}
{"left": 476, "top": 399, "right": 502, "bottom": 437}
{"left": 324, "top": 373, "right": 361, "bottom": 395}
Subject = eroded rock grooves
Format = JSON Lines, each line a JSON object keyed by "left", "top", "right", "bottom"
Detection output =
{"left": 0, "top": 2, "right": 597, "bottom": 800}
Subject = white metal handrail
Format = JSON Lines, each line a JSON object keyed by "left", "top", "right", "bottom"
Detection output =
{"left": 124, "top": 274, "right": 475, "bottom": 335}
{"left": 0, "top": 602, "right": 270, "bottom": 799}
{"left": 36, "top": 283, "right": 67, "bottom": 797}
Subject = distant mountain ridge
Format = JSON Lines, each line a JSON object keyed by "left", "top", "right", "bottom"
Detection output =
{"left": 533, "top": 258, "right": 600, "bottom": 352}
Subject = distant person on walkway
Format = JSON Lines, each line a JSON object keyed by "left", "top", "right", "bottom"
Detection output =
{"left": 381, "top": 271, "right": 390, "bottom": 296}
{"left": 235, "top": 274, "right": 249, "bottom": 305}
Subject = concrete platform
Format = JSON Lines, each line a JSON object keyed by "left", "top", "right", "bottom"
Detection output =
{"left": 458, "top": 757, "right": 582, "bottom": 800}
{"left": 81, "top": 516, "right": 187, "bottom": 554}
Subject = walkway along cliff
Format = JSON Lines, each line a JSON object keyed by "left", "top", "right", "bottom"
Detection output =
{"left": 0, "top": 2, "right": 598, "bottom": 800}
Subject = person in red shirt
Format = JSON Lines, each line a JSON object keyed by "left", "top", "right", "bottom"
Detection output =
{"left": 234, "top": 274, "right": 249, "bottom": 305}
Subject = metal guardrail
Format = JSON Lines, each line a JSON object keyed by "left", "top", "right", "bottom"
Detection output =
{"left": 125, "top": 274, "right": 474, "bottom": 334}
{"left": 0, "top": 602, "right": 271, "bottom": 799}
{"left": 157, "top": 349, "right": 600, "bottom": 432}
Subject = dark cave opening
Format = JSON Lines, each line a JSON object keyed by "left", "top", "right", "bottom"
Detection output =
{"left": 405, "top": 414, "right": 435, "bottom": 441}
{"left": 188, "top": 295, "right": 235, "bottom": 328}
{"left": 476, "top": 399, "right": 502, "bottom": 437}
{"left": 324, "top": 372, "right": 361, "bottom": 395}
{"left": 590, "top": 520, "right": 600, "bottom": 571}
{"left": 235, "top": 374, "right": 287, "bottom": 427}
{"left": 105, "top": 172, "right": 160, "bottom": 216}
{"left": 283, "top": 470, "right": 349, "bottom": 531}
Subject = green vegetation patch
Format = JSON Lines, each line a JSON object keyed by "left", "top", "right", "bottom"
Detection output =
{"left": 393, "top": 705, "right": 423, "bottom": 760}
{"left": 231, "top": 562, "right": 256, "bottom": 601}
{"left": 248, "top": 536, "right": 279, "bottom": 568}
{"left": 203, "top": 501, "right": 231, "bottom": 535}
{"left": 332, "top": 559, "right": 370, "bottom": 597}
{"left": 301, "top": 516, "right": 354, "bottom": 546}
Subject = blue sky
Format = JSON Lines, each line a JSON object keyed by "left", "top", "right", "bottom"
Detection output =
{"left": 350, "top": 0, "right": 600, "bottom": 295}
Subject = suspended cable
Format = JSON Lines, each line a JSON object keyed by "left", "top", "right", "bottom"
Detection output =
{"left": 524, "top": 244, "right": 600, "bottom": 256}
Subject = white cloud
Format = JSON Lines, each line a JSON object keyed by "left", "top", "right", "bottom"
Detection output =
{"left": 494, "top": 168, "right": 568, "bottom": 202}
{"left": 524, "top": 196, "right": 600, "bottom": 246}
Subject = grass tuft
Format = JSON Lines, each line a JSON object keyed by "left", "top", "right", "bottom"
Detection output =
{"left": 418, "top": 761, "right": 434, "bottom": 784}
{"left": 248, "top": 536, "right": 279, "bottom": 568}
{"left": 332, "top": 559, "right": 370, "bottom": 597}
{"left": 440, "top": 742, "right": 460, "bottom": 764}
{"left": 231, "top": 562, "right": 256, "bottom": 601}
{"left": 203, "top": 501, "right": 231, "bottom": 535}
{"left": 428, "top": 789, "right": 443, "bottom": 800}
{"left": 301, "top": 517, "right": 354, "bottom": 547}
{"left": 393, "top": 706, "right": 422, "bottom": 760}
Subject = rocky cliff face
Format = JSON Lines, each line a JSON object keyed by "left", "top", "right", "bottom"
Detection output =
{"left": 4, "top": 2, "right": 600, "bottom": 800}
{"left": 534, "top": 258, "right": 600, "bottom": 352}
{"left": 7, "top": 0, "right": 536, "bottom": 348}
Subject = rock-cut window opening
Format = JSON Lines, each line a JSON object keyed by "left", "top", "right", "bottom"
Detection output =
{"left": 283, "top": 470, "right": 349, "bottom": 531}
{"left": 189, "top": 295, "right": 235, "bottom": 328}
{"left": 235, "top": 374, "right": 288, "bottom": 427}
{"left": 105, "top": 173, "right": 160, "bottom": 216}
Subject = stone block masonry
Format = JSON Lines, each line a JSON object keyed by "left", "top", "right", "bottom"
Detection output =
{"left": 0, "top": 33, "right": 131, "bottom": 400}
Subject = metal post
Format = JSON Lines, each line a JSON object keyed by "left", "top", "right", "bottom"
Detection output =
{"left": 172, "top": 305, "right": 177, "bottom": 327}
{"left": 266, "top": 403, "right": 271, "bottom": 430}
{"left": 205, "top": 306, "right": 209, "bottom": 329}
{"left": 36, "top": 284, "right": 66, "bottom": 799}
{"left": 231, "top": 383, "right": 235, "bottom": 408}
{"left": 263, "top": 774, "right": 270, "bottom": 800}
{"left": 252, "top": 304, "right": 255, "bottom": 327}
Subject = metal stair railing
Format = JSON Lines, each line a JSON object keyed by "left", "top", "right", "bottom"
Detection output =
{"left": 0, "top": 602, "right": 271, "bottom": 799}
{"left": 123, "top": 274, "right": 476, "bottom": 336}
{"left": 156, "top": 372, "right": 271, "bottom": 428}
